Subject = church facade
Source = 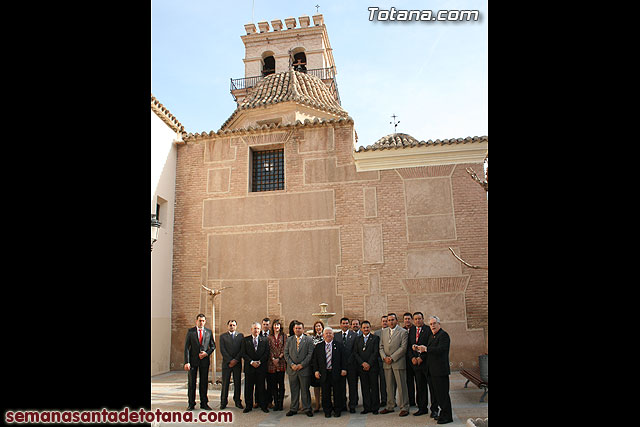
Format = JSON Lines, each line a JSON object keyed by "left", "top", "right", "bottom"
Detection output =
{"left": 166, "top": 14, "right": 487, "bottom": 372}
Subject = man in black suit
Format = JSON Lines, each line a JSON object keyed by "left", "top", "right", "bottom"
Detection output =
{"left": 354, "top": 320, "right": 380, "bottom": 414}
{"left": 183, "top": 313, "right": 216, "bottom": 411}
{"left": 311, "top": 327, "right": 347, "bottom": 418}
{"left": 219, "top": 319, "right": 244, "bottom": 410}
{"left": 257, "top": 317, "right": 271, "bottom": 408}
{"left": 418, "top": 315, "right": 453, "bottom": 425}
{"left": 403, "top": 312, "right": 417, "bottom": 407}
{"left": 335, "top": 317, "right": 358, "bottom": 413}
{"left": 241, "top": 322, "right": 270, "bottom": 413}
{"left": 408, "top": 312, "right": 434, "bottom": 417}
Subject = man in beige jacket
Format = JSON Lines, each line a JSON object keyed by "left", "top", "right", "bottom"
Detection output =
{"left": 378, "top": 313, "right": 409, "bottom": 416}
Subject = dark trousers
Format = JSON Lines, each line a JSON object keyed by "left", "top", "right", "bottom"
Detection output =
{"left": 413, "top": 368, "right": 434, "bottom": 412}
{"left": 378, "top": 356, "right": 387, "bottom": 405}
{"left": 187, "top": 362, "right": 209, "bottom": 407}
{"left": 345, "top": 366, "right": 359, "bottom": 410}
{"left": 358, "top": 369, "right": 379, "bottom": 412}
{"left": 322, "top": 370, "right": 345, "bottom": 415}
{"left": 220, "top": 364, "right": 242, "bottom": 406}
{"left": 245, "top": 370, "right": 267, "bottom": 410}
{"left": 266, "top": 372, "right": 285, "bottom": 405}
{"left": 428, "top": 374, "right": 451, "bottom": 420}
{"left": 406, "top": 359, "right": 416, "bottom": 405}
{"left": 255, "top": 374, "right": 271, "bottom": 406}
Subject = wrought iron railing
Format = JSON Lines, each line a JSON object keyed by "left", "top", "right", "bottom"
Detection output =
{"left": 230, "top": 67, "right": 340, "bottom": 104}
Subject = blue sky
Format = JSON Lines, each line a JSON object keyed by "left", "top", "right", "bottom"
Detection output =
{"left": 151, "top": 0, "right": 487, "bottom": 149}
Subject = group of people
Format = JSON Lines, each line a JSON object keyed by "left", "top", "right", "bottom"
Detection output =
{"left": 183, "top": 311, "right": 454, "bottom": 424}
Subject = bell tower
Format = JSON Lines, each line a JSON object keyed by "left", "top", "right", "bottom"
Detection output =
{"left": 230, "top": 14, "right": 340, "bottom": 105}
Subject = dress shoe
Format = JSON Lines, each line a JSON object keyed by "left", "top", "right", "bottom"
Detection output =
{"left": 361, "top": 410, "right": 370, "bottom": 414}
{"left": 372, "top": 411, "right": 379, "bottom": 415}
{"left": 399, "top": 410, "right": 409, "bottom": 417}
{"left": 333, "top": 412, "right": 341, "bottom": 417}
{"left": 261, "top": 407, "right": 269, "bottom": 413}
{"left": 314, "top": 408, "right": 321, "bottom": 413}
{"left": 325, "top": 413, "right": 332, "bottom": 418}
{"left": 431, "top": 410, "right": 440, "bottom": 419}
{"left": 242, "top": 408, "right": 252, "bottom": 413}
{"left": 413, "top": 410, "right": 428, "bottom": 416}
{"left": 306, "top": 410, "right": 313, "bottom": 417}
{"left": 437, "top": 418, "right": 453, "bottom": 424}
{"left": 235, "top": 402, "right": 244, "bottom": 409}
{"left": 379, "top": 408, "right": 394, "bottom": 414}
{"left": 220, "top": 403, "right": 227, "bottom": 410}
{"left": 286, "top": 411, "right": 296, "bottom": 416}
{"left": 186, "top": 406, "right": 195, "bottom": 411}
{"left": 201, "top": 404, "right": 212, "bottom": 411}
{"left": 349, "top": 408, "right": 355, "bottom": 413}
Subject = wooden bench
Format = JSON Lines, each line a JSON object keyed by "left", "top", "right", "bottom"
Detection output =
{"left": 460, "top": 368, "right": 488, "bottom": 402}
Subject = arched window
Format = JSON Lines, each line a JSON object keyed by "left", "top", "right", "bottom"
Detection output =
{"left": 262, "top": 53, "right": 275, "bottom": 77}
{"left": 292, "top": 51, "right": 307, "bottom": 72}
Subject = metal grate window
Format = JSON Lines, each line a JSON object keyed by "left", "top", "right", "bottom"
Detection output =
{"left": 251, "top": 148, "right": 284, "bottom": 192}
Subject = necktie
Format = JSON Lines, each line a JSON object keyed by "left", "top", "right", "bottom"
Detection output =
{"left": 416, "top": 327, "right": 420, "bottom": 342}
{"left": 343, "top": 333, "right": 347, "bottom": 346}
{"left": 389, "top": 327, "right": 394, "bottom": 343}
{"left": 199, "top": 329, "right": 203, "bottom": 345}
{"left": 364, "top": 335, "right": 368, "bottom": 345}
{"left": 326, "top": 342, "right": 332, "bottom": 369}
{"left": 296, "top": 336, "right": 300, "bottom": 351}
{"left": 254, "top": 336, "right": 258, "bottom": 351}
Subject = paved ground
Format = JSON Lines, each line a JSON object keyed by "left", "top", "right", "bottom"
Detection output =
{"left": 151, "top": 370, "right": 487, "bottom": 426}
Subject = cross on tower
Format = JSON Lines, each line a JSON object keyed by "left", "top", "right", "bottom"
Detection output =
{"left": 315, "top": 4, "right": 320, "bottom": 13}
{"left": 390, "top": 114, "right": 400, "bottom": 132}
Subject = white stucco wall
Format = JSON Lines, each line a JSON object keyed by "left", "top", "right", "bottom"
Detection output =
{"left": 151, "top": 110, "right": 178, "bottom": 376}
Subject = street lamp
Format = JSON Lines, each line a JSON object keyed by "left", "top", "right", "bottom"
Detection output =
{"left": 151, "top": 214, "right": 162, "bottom": 251}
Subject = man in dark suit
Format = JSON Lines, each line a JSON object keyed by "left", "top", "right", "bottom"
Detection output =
{"left": 335, "top": 317, "right": 358, "bottom": 413}
{"left": 418, "top": 315, "right": 453, "bottom": 425}
{"left": 241, "top": 322, "right": 270, "bottom": 413}
{"left": 407, "top": 312, "right": 433, "bottom": 417}
{"left": 374, "top": 315, "right": 389, "bottom": 406}
{"left": 403, "top": 312, "right": 417, "bottom": 407}
{"left": 183, "top": 313, "right": 216, "bottom": 411}
{"left": 354, "top": 320, "right": 380, "bottom": 414}
{"left": 219, "top": 319, "right": 244, "bottom": 410}
{"left": 257, "top": 317, "right": 271, "bottom": 408}
{"left": 311, "top": 327, "right": 347, "bottom": 418}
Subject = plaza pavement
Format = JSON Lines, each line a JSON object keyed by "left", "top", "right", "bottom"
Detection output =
{"left": 151, "top": 370, "right": 487, "bottom": 426}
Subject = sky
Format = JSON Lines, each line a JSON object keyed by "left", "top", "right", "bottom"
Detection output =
{"left": 151, "top": 0, "right": 487, "bottom": 149}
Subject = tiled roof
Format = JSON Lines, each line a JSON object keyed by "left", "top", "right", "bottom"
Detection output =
{"left": 183, "top": 116, "right": 354, "bottom": 143}
{"left": 221, "top": 70, "right": 348, "bottom": 130}
{"left": 151, "top": 94, "right": 185, "bottom": 134}
{"left": 356, "top": 134, "right": 488, "bottom": 152}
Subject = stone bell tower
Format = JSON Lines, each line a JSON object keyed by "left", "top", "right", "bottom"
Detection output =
{"left": 230, "top": 14, "right": 340, "bottom": 105}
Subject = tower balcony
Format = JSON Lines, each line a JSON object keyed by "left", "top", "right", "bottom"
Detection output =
{"left": 230, "top": 67, "right": 341, "bottom": 106}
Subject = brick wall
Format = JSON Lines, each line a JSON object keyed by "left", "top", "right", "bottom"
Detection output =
{"left": 171, "top": 121, "right": 488, "bottom": 370}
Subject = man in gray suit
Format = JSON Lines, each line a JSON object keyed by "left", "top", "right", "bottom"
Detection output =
{"left": 378, "top": 313, "right": 410, "bottom": 417}
{"left": 284, "top": 321, "right": 314, "bottom": 417}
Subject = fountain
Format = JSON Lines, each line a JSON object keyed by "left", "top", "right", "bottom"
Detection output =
{"left": 310, "top": 302, "right": 337, "bottom": 333}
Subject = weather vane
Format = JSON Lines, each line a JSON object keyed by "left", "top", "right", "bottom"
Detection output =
{"left": 390, "top": 114, "right": 400, "bottom": 133}
{"left": 315, "top": 4, "right": 320, "bottom": 13}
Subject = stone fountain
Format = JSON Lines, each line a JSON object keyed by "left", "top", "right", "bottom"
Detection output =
{"left": 309, "top": 302, "right": 337, "bottom": 333}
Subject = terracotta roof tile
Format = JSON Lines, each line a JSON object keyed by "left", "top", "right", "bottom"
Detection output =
{"left": 151, "top": 94, "right": 186, "bottom": 134}
{"left": 356, "top": 133, "right": 487, "bottom": 152}
{"left": 221, "top": 70, "right": 347, "bottom": 130}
